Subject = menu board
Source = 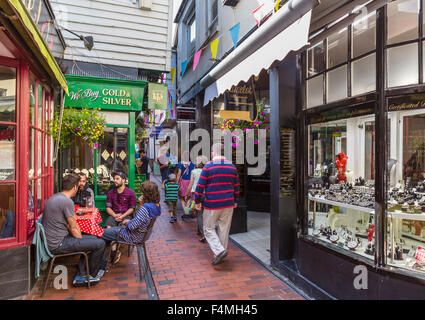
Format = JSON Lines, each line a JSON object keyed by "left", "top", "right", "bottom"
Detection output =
{"left": 280, "top": 128, "right": 296, "bottom": 197}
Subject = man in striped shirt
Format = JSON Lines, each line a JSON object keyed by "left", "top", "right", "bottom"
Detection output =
{"left": 195, "top": 143, "right": 240, "bottom": 265}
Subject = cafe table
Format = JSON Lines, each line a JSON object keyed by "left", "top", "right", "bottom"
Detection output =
{"left": 74, "top": 206, "right": 104, "bottom": 237}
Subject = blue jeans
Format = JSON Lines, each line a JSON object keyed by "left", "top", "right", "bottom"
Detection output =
{"left": 51, "top": 235, "right": 106, "bottom": 278}
{"left": 100, "top": 227, "right": 127, "bottom": 269}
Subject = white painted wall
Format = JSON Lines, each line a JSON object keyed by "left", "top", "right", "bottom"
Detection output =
{"left": 176, "top": 0, "right": 275, "bottom": 103}
{"left": 51, "top": 0, "right": 173, "bottom": 72}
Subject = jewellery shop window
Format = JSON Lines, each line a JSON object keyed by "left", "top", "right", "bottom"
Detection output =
{"left": 386, "top": 96, "right": 425, "bottom": 275}
{"left": 307, "top": 108, "right": 377, "bottom": 259}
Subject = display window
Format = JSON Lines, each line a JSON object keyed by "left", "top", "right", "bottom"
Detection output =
{"left": 306, "top": 106, "right": 378, "bottom": 260}
{"left": 306, "top": 10, "right": 377, "bottom": 108}
{"left": 386, "top": 97, "right": 425, "bottom": 274}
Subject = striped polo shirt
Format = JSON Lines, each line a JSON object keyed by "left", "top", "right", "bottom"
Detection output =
{"left": 164, "top": 182, "right": 180, "bottom": 202}
{"left": 194, "top": 157, "right": 240, "bottom": 210}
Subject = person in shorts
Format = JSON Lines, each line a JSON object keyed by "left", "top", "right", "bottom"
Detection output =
{"left": 162, "top": 174, "right": 180, "bottom": 223}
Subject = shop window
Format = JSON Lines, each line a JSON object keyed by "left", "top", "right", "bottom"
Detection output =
{"left": 387, "top": 0, "right": 419, "bottom": 45}
{"left": 327, "top": 28, "right": 348, "bottom": 68}
{"left": 0, "top": 66, "right": 16, "bottom": 122}
{"left": 0, "top": 125, "right": 15, "bottom": 181}
{"left": 307, "top": 75, "right": 324, "bottom": 108}
{"left": 352, "top": 11, "right": 376, "bottom": 58}
{"left": 327, "top": 65, "right": 347, "bottom": 103}
{"left": 307, "top": 112, "right": 376, "bottom": 260}
{"left": 0, "top": 184, "right": 15, "bottom": 239}
{"left": 97, "top": 127, "right": 129, "bottom": 196}
{"left": 29, "top": 128, "right": 34, "bottom": 178}
{"left": 307, "top": 42, "right": 325, "bottom": 77}
{"left": 352, "top": 53, "right": 376, "bottom": 96}
{"left": 387, "top": 43, "right": 419, "bottom": 87}
{"left": 37, "top": 84, "right": 42, "bottom": 128}
{"left": 29, "top": 79, "right": 35, "bottom": 124}
{"left": 386, "top": 103, "right": 425, "bottom": 274}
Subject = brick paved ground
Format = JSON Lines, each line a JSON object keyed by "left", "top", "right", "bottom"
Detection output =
{"left": 27, "top": 175, "right": 304, "bottom": 300}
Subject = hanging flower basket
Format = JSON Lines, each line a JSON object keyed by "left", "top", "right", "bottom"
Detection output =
{"left": 217, "top": 99, "right": 270, "bottom": 148}
{"left": 50, "top": 108, "right": 106, "bottom": 149}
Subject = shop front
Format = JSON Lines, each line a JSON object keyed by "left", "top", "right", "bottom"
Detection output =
{"left": 61, "top": 75, "right": 167, "bottom": 220}
{"left": 278, "top": 0, "right": 425, "bottom": 299}
{"left": 0, "top": 0, "right": 67, "bottom": 299}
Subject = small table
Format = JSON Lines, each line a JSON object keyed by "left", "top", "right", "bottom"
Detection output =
{"left": 75, "top": 207, "right": 104, "bottom": 237}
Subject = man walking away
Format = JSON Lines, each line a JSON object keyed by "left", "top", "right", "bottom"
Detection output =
{"left": 195, "top": 143, "right": 240, "bottom": 265}
{"left": 43, "top": 174, "right": 106, "bottom": 286}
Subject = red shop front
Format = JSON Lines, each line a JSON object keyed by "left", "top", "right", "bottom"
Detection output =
{"left": 0, "top": 0, "right": 68, "bottom": 299}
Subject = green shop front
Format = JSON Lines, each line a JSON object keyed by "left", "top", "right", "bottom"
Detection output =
{"left": 59, "top": 75, "right": 166, "bottom": 219}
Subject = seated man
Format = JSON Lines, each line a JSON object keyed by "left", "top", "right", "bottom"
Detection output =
{"left": 101, "top": 181, "right": 161, "bottom": 265}
{"left": 42, "top": 173, "right": 106, "bottom": 286}
{"left": 72, "top": 172, "right": 95, "bottom": 207}
{"left": 104, "top": 172, "right": 137, "bottom": 228}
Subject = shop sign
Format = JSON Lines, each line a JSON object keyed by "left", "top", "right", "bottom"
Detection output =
{"left": 280, "top": 128, "right": 296, "bottom": 197}
{"left": 416, "top": 247, "right": 425, "bottom": 263}
{"left": 176, "top": 108, "right": 196, "bottom": 122}
{"left": 388, "top": 94, "right": 425, "bottom": 112}
{"left": 222, "top": 85, "right": 256, "bottom": 121}
{"left": 308, "top": 102, "right": 375, "bottom": 125}
{"left": 148, "top": 83, "right": 168, "bottom": 110}
{"left": 65, "top": 75, "right": 147, "bottom": 111}
{"left": 23, "top": 0, "right": 65, "bottom": 58}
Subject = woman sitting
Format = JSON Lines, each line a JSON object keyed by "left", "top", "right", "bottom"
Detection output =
{"left": 101, "top": 181, "right": 161, "bottom": 265}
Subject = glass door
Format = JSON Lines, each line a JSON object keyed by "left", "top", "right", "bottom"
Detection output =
{"left": 96, "top": 127, "right": 129, "bottom": 196}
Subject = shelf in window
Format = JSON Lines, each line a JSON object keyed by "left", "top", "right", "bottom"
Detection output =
{"left": 389, "top": 211, "right": 425, "bottom": 221}
{"left": 401, "top": 232, "right": 425, "bottom": 243}
{"left": 308, "top": 195, "right": 375, "bottom": 214}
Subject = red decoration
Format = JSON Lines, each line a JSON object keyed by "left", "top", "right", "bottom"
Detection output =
{"left": 335, "top": 152, "right": 348, "bottom": 183}
{"left": 367, "top": 224, "right": 375, "bottom": 242}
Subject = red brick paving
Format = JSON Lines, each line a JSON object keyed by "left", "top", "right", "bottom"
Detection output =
{"left": 26, "top": 175, "right": 304, "bottom": 300}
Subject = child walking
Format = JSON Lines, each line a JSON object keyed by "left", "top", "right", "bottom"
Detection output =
{"left": 162, "top": 173, "right": 180, "bottom": 223}
{"left": 186, "top": 156, "right": 208, "bottom": 242}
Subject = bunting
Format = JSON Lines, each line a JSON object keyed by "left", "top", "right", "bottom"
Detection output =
{"left": 210, "top": 38, "right": 220, "bottom": 60}
{"left": 181, "top": 60, "right": 188, "bottom": 77}
{"left": 171, "top": 67, "right": 176, "bottom": 86}
{"left": 252, "top": 2, "right": 274, "bottom": 27}
{"left": 193, "top": 49, "right": 202, "bottom": 71}
{"left": 275, "top": 0, "right": 281, "bottom": 12}
{"left": 229, "top": 23, "right": 240, "bottom": 49}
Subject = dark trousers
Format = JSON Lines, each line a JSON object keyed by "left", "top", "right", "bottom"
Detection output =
{"left": 99, "top": 227, "right": 126, "bottom": 269}
{"left": 51, "top": 235, "right": 106, "bottom": 278}
{"left": 197, "top": 209, "right": 204, "bottom": 236}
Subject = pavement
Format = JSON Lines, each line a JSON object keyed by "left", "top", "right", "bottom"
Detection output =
{"left": 26, "top": 175, "right": 304, "bottom": 300}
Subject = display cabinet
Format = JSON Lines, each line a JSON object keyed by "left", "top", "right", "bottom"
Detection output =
{"left": 306, "top": 113, "right": 377, "bottom": 260}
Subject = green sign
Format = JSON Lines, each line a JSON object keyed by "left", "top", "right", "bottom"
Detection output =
{"left": 148, "top": 83, "right": 168, "bottom": 110}
{"left": 64, "top": 75, "right": 148, "bottom": 111}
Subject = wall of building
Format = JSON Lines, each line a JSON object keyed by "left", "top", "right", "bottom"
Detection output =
{"left": 176, "top": 0, "right": 273, "bottom": 104}
{"left": 50, "top": 0, "right": 173, "bottom": 72}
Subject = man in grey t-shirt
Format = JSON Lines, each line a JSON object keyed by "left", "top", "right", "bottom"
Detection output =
{"left": 43, "top": 173, "right": 106, "bottom": 286}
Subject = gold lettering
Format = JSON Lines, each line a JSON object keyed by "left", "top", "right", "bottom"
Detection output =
{"left": 102, "top": 89, "right": 108, "bottom": 95}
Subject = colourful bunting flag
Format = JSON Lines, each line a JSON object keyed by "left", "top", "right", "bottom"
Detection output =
{"left": 275, "top": 0, "right": 281, "bottom": 12}
{"left": 181, "top": 60, "right": 188, "bottom": 77}
{"left": 229, "top": 23, "right": 240, "bottom": 49}
{"left": 171, "top": 67, "right": 176, "bottom": 86}
{"left": 166, "top": 111, "right": 169, "bottom": 121}
{"left": 252, "top": 2, "right": 274, "bottom": 26}
{"left": 193, "top": 49, "right": 202, "bottom": 71}
{"left": 159, "top": 113, "right": 163, "bottom": 122}
{"left": 210, "top": 38, "right": 220, "bottom": 60}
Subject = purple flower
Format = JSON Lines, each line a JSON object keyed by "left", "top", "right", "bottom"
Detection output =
{"left": 93, "top": 143, "right": 98, "bottom": 149}
{"left": 76, "top": 127, "right": 80, "bottom": 131}
{"left": 254, "top": 140, "right": 258, "bottom": 145}
{"left": 232, "top": 143, "right": 237, "bottom": 148}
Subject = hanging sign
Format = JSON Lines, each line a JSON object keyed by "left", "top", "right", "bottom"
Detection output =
{"left": 222, "top": 84, "right": 257, "bottom": 121}
{"left": 64, "top": 75, "right": 147, "bottom": 111}
{"left": 148, "top": 83, "right": 168, "bottom": 110}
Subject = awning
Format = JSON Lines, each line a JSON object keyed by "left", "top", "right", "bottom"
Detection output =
{"left": 202, "top": 0, "right": 315, "bottom": 106}
{"left": 0, "top": 0, "right": 68, "bottom": 94}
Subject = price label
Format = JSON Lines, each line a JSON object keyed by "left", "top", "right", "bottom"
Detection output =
{"left": 415, "top": 247, "right": 425, "bottom": 263}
